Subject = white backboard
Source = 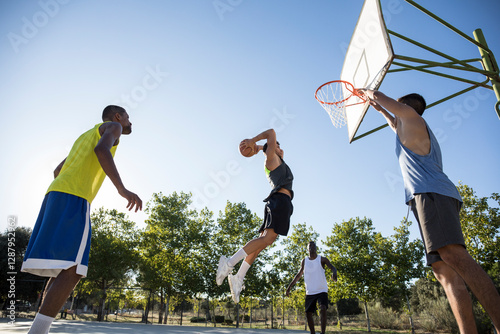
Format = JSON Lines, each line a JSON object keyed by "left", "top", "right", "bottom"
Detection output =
{"left": 341, "top": 0, "right": 394, "bottom": 143}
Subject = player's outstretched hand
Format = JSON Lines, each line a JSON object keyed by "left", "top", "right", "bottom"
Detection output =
{"left": 119, "top": 188, "right": 143, "bottom": 212}
{"left": 369, "top": 100, "right": 386, "bottom": 113}
{"left": 241, "top": 139, "right": 257, "bottom": 152}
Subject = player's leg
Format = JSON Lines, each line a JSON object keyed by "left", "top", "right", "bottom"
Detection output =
{"left": 242, "top": 228, "right": 278, "bottom": 264}
{"left": 306, "top": 312, "right": 315, "bottom": 334}
{"left": 38, "top": 266, "right": 82, "bottom": 317}
{"left": 318, "top": 292, "right": 329, "bottom": 334}
{"left": 319, "top": 305, "right": 327, "bottom": 334}
{"left": 217, "top": 229, "right": 278, "bottom": 286}
{"left": 432, "top": 260, "right": 476, "bottom": 334}
{"left": 227, "top": 229, "right": 278, "bottom": 303}
{"left": 39, "top": 278, "right": 55, "bottom": 307}
{"left": 28, "top": 266, "right": 82, "bottom": 334}
{"left": 438, "top": 244, "right": 500, "bottom": 332}
{"left": 305, "top": 295, "right": 318, "bottom": 334}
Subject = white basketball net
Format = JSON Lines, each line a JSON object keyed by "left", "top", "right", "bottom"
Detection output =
{"left": 315, "top": 81, "right": 352, "bottom": 128}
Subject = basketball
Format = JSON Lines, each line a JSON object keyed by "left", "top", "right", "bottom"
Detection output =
{"left": 239, "top": 141, "right": 254, "bottom": 157}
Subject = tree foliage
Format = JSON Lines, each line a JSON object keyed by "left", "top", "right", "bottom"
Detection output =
{"left": 458, "top": 183, "right": 500, "bottom": 279}
{"left": 79, "top": 207, "right": 139, "bottom": 320}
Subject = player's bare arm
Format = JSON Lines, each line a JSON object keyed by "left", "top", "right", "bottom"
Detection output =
{"left": 240, "top": 129, "right": 280, "bottom": 169}
{"left": 369, "top": 100, "right": 397, "bottom": 132}
{"left": 321, "top": 257, "right": 338, "bottom": 282}
{"left": 286, "top": 258, "right": 305, "bottom": 296}
{"left": 363, "top": 89, "right": 430, "bottom": 155}
{"left": 362, "top": 90, "right": 416, "bottom": 118}
{"left": 253, "top": 129, "right": 280, "bottom": 171}
{"left": 53, "top": 158, "right": 66, "bottom": 178}
{"left": 95, "top": 122, "right": 142, "bottom": 212}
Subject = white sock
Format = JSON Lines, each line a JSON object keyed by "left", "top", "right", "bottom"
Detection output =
{"left": 236, "top": 260, "right": 251, "bottom": 281}
{"left": 228, "top": 248, "right": 248, "bottom": 267}
{"left": 28, "top": 313, "right": 54, "bottom": 334}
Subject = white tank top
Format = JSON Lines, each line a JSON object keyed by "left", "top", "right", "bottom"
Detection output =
{"left": 304, "top": 256, "right": 328, "bottom": 295}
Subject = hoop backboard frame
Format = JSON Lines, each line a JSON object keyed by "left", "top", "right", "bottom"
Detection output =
{"left": 341, "top": 0, "right": 394, "bottom": 143}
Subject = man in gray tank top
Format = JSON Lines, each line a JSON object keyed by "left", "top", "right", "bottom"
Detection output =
{"left": 362, "top": 88, "right": 500, "bottom": 333}
{"left": 286, "top": 241, "right": 337, "bottom": 334}
{"left": 216, "top": 129, "right": 294, "bottom": 303}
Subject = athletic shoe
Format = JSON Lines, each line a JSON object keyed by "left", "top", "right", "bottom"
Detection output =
{"left": 216, "top": 255, "right": 233, "bottom": 286}
{"left": 228, "top": 274, "right": 244, "bottom": 303}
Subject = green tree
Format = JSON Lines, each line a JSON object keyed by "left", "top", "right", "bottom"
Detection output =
{"left": 379, "top": 218, "right": 425, "bottom": 332}
{"left": 458, "top": 183, "right": 500, "bottom": 280}
{"left": 457, "top": 183, "right": 499, "bottom": 332}
{"left": 278, "top": 223, "right": 320, "bottom": 283}
{"left": 80, "top": 208, "right": 139, "bottom": 321}
{"left": 138, "top": 191, "right": 204, "bottom": 324}
{"left": 324, "top": 217, "right": 383, "bottom": 332}
{"left": 0, "top": 225, "right": 46, "bottom": 309}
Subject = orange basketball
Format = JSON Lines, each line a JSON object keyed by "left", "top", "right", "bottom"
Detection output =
{"left": 239, "top": 141, "right": 254, "bottom": 157}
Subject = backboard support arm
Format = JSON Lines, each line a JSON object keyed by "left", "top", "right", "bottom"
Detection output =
{"left": 351, "top": 81, "right": 489, "bottom": 142}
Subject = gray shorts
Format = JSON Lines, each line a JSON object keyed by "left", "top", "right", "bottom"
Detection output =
{"left": 410, "top": 192, "right": 465, "bottom": 266}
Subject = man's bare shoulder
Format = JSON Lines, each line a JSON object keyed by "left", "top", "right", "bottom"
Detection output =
{"left": 397, "top": 116, "right": 430, "bottom": 155}
{"left": 99, "top": 121, "right": 122, "bottom": 135}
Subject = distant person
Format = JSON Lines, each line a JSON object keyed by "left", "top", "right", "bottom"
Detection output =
{"left": 362, "top": 88, "right": 500, "bottom": 333}
{"left": 22, "top": 105, "right": 142, "bottom": 334}
{"left": 286, "top": 241, "right": 337, "bottom": 334}
{"left": 216, "top": 128, "right": 294, "bottom": 303}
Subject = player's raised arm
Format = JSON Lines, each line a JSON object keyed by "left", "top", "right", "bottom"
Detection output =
{"left": 363, "top": 89, "right": 419, "bottom": 119}
{"left": 252, "top": 129, "right": 280, "bottom": 170}
{"left": 369, "top": 99, "right": 397, "bottom": 133}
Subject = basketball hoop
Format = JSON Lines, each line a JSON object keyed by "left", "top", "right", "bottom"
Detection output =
{"left": 315, "top": 80, "right": 367, "bottom": 128}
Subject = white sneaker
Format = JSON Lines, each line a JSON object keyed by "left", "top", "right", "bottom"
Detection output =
{"left": 216, "top": 255, "right": 233, "bottom": 286}
{"left": 228, "top": 274, "right": 244, "bottom": 303}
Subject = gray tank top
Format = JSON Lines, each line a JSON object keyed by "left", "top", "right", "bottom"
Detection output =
{"left": 264, "top": 159, "right": 294, "bottom": 202}
{"left": 396, "top": 121, "right": 461, "bottom": 204}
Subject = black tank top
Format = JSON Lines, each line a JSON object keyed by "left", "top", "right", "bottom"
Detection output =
{"left": 264, "top": 159, "right": 294, "bottom": 201}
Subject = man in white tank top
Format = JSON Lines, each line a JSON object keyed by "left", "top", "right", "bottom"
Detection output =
{"left": 286, "top": 241, "right": 337, "bottom": 334}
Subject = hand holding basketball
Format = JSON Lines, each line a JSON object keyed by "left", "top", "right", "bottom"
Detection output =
{"left": 239, "top": 139, "right": 256, "bottom": 157}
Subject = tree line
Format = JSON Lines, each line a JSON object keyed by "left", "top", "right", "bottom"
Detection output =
{"left": 1, "top": 183, "right": 499, "bottom": 332}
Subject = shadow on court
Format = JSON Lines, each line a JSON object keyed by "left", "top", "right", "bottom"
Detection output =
{"left": 1, "top": 318, "right": 308, "bottom": 334}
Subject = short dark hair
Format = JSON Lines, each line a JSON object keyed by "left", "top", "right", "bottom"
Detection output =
{"left": 263, "top": 141, "right": 280, "bottom": 153}
{"left": 102, "top": 105, "right": 126, "bottom": 121}
{"left": 397, "top": 93, "right": 426, "bottom": 116}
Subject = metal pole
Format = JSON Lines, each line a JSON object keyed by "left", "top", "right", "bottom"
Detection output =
{"left": 473, "top": 29, "right": 500, "bottom": 119}
{"left": 404, "top": 0, "right": 491, "bottom": 52}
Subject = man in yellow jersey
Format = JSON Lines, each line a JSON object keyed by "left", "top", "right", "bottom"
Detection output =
{"left": 21, "top": 105, "right": 142, "bottom": 334}
{"left": 216, "top": 129, "right": 294, "bottom": 303}
{"left": 286, "top": 241, "right": 337, "bottom": 334}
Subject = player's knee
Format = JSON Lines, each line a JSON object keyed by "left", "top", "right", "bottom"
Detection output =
{"left": 262, "top": 234, "right": 277, "bottom": 246}
{"left": 437, "top": 244, "right": 469, "bottom": 267}
{"left": 432, "top": 261, "right": 459, "bottom": 286}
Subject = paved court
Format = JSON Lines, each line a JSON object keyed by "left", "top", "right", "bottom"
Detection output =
{"left": 1, "top": 318, "right": 307, "bottom": 334}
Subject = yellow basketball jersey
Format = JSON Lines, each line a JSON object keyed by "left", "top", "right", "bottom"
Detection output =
{"left": 47, "top": 122, "right": 118, "bottom": 203}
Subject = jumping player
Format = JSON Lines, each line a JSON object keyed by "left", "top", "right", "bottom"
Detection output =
{"left": 362, "top": 88, "right": 500, "bottom": 333}
{"left": 216, "top": 128, "right": 294, "bottom": 303}
{"left": 22, "top": 105, "right": 142, "bottom": 334}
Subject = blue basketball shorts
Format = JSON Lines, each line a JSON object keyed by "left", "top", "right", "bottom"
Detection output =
{"left": 21, "top": 191, "right": 91, "bottom": 278}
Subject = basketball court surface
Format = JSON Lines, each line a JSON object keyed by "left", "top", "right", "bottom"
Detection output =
{"left": 1, "top": 318, "right": 306, "bottom": 334}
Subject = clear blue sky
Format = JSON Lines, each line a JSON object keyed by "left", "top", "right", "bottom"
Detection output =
{"left": 1, "top": 0, "right": 499, "bottom": 250}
